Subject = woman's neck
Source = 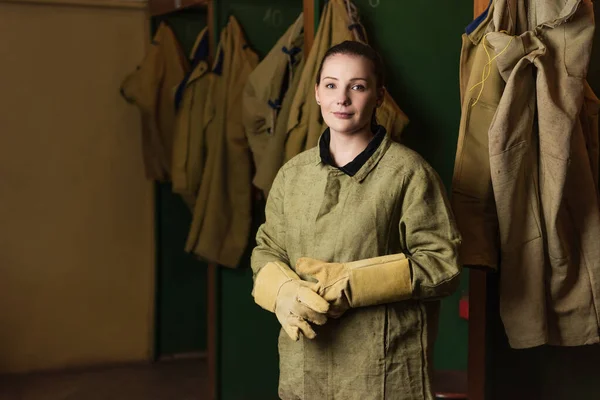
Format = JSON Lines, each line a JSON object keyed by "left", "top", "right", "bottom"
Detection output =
{"left": 329, "top": 126, "right": 375, "bottom": 167}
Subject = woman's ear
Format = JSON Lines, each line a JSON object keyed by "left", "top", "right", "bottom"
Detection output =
{"left": 315, "top": 83, "right": 321, "bottom": 105}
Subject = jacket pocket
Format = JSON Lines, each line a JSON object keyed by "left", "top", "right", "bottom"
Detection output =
{"left": 490, "top": 141, "right": 542, "bottom": 249}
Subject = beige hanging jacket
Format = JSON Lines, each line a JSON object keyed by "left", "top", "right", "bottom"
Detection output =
{"left": 185, "top": 16, "right": 259, "bottom": 268}
{"left": 242, "top": 14, "right": 305, "bottom": 197}
{"left": 452, "top": 0, "right": 600, "bottom": 348}
{"left": 486, "top": 0, "right": 600, "bottom": 348}
{"left": 171, "top": 27, "right": 213, "bottom": 207}
{"left": 451, "top": 0, "right": 523, "bottom": 269}
{"left": 120, "top": 22, "right": 189, "bottom": 181}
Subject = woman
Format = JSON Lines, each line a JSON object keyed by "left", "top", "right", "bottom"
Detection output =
{"left": 251, "top": 40, "right": 461, "bottom": 400}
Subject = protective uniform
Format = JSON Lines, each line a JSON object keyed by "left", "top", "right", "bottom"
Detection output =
{"left": 171, "top": 27, "right": 213, "bottom": 208}
{"left": 252, "top": 128, "right": 461, "bottom": 399}
{"left": 185, "top": 16, "right": 259, "bottom": 268}
{"left": 451, "top": 0, "right": 516, "bottom": 269}
{"left": 285, "top": 0, "right": 408, "bottom": 163}
{"left": 120, "top": 22, "right": 189, "bottom": 181}
{"left": 485, "top": 0, "right": 600, "bottom": 348}
{"left": 242, "top": 14, "right": 305, "bottom": 197}
{"left": 453, "top": 0, "right": 600, "bottom": 348}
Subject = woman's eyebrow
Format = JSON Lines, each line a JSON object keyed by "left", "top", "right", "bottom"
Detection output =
{"left": 322, "top": 77, "right": 368, "bottom": 81}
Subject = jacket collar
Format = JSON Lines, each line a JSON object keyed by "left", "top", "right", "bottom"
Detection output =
{"left": 314, "top": 125, "right": 391, "bottom": 182}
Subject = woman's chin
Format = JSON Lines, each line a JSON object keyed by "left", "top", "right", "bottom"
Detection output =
{"left": 325, "top": 119, "right": 369, "bottom": 136}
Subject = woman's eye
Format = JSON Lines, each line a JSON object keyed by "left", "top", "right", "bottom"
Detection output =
{"left": 325, "top": 83, "right": 335, "bottom": 89}
{"left": 352, "top": 85, "right": 365, "bottom": 91}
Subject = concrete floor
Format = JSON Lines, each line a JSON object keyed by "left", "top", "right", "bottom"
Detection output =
{"left": 0, "top": 359, "right": 207, "bottom": 400}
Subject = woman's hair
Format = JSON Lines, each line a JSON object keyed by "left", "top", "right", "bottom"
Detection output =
{"left": 315, "top": 40, "right": 385, "bottom": 89}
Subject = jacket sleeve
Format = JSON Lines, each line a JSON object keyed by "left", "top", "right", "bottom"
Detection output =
{"left": 251, "top": 168, "right": 290, "bottom": 280}
{"left": 399, "top": 161, "right": 462, "bottom": 300}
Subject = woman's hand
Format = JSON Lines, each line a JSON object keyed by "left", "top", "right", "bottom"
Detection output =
{"left": 275, "top": 279, "right": 330, "bottom": 340}
{"left": 252, "top": 260, "right": 330, "bottom": 341}
{"left": 295, "top": 258, "right": 352, "bottom": 318}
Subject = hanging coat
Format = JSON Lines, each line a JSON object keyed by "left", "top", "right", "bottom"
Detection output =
{"left": 242, "top": 14, "right": 305, "bottom": 197}
{"left": 376, "top": 96, "right": 410, "bottom": 142}
{"left": 252, "top": 133, "right": 461, "bottom": 399}
{"left": 120, "top": 22, "right": 189, "bottom": 181}
{"left": 171, "top": 27, "right": 213, "bottom": 208}
{"left": 254, "top": 56, "right": 306, "bottom": 197}
{"left": 451, "top": 0, "right": 523, "bottom": 269}
{"left": 185, "top": 16, "right": 259, "bottom": 268}
{"left": 484, "top": 0, "right": 600, "bottom": 348}
{"left": 284, "top": 0, "right": 408, "bottom": 163}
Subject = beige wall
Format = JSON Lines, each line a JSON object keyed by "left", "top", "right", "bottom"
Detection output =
{"left": 0, "top": 1, "right": 155, "bottom": 374}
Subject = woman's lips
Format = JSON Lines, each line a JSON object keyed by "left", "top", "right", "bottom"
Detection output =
{"left": 332, "top": 112, "right": 353, "bottom": 119}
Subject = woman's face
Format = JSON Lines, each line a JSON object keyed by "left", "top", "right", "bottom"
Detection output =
{"left": 315, "top": 53, "right": 382, "bottom": 136}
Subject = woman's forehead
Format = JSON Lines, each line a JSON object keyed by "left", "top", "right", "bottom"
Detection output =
{"left": 321, "top": 53, "right": 375, "bottom": 78}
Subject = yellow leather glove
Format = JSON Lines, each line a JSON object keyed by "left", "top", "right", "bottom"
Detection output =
{"left": 295, "top": 254, "right": 412, "bottom": 318}
{"left": 253, "top": 261, "right": 330, "bottom": 340}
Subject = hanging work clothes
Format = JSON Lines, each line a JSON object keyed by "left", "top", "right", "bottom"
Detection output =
{"left": 252, "top": 129, "right": 461, "bottom": 399}
{"left": 120, "top": 22, "right": 189, "bottom": 181}
{"left": 485, "top": 0, "right": 600, "bottom": 349}
{"left": 185, "top": 16, "right": 259, "bottom": 268}
{"left": 451, "top": 0, "right": 524, "bottom": 270}
{"left": 453, "top": 0, "right": 600, "bottom": 348}
{"left": 255, "top": 55, "right": 306, "bottom": 197}
{"left": 242, "top": 13, "right": 305, "bottom": 197}
{"left": 285, "top": 0, "right": 408, "bottom": 163}
{"left": 171, "top": 27, "right": 213, "bottom": 208}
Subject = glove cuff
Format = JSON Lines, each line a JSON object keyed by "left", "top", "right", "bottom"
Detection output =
{"left": 253, "top": 261, "right": 300, "bottom": 312}
{"left": 348, "top": 255, "right": 412, "bottom": 307}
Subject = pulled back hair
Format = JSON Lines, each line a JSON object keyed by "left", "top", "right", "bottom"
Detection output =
{"left": 315, "top": 40, "right": 385, "bottom": 89}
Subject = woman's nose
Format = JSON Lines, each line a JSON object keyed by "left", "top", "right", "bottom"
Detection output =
{"left": 336, "top": 91, "right": 350, "bottom": 106}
